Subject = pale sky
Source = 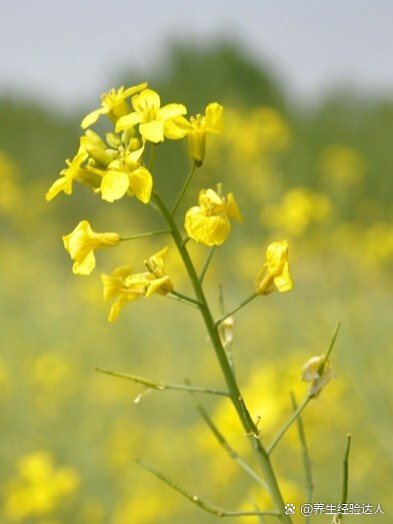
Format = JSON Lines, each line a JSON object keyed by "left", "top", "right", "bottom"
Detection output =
{"left": 1, "top": 0, "right": 393, "bottom": 108}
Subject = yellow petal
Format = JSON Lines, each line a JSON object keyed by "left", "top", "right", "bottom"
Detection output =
{"left": 129, "top": 167, "right": 152, "bottom": 204}
{"left": 205, "top": 102, "right": 223, "bottom": 134}
{"left": 157, "top": 103, "right": 187, "bottom": 121}
{"left": 226, "top": 193, "right": 243, "bottom": 223}
{"left": 123, "top": 82, "right": 148, "bottom": 98}
{"left": 273, "top": 262, "right": 293, "bottom": 292}
{"left": 115, "top": 111, "right": 143, "bottom": 132}
{"left": 101, "top": 171, "right": 130, "bottom": 202}
{"left": 185, "top": 209, "right": 231, "bottom": 246}
{"left": 132, "top": 89, "right": 160, "bottom": 116}
{"left": 164, "top": 119, "right": 189, "bottom": 140}
{"left": 72, "top": 249, "right": 96, "bottom": 275}
{"left": 45, "top": 177, "right": 72, "bottom": 201}
{"left": 145, "top": 276, "right": 171, "bottom": 298}
{"left": 108, "top": 296, "right": 127, "bottom": 322}
{"left": 140, "top": 120, "right": 165, "bottom": 143}
{"left": 81, "top": 108, "right": 107, "bottom": 129}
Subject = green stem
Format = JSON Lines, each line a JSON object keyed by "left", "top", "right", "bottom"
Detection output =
{"left": 267, "top": 396, "right": 311, "bottom": 455}
{"left": 199, "top": 247, "right": 217, "bottom": 283}
{"left": 120, "top": 229, "right": 171, "bottom": 241}
{"left": 165, "top": 293, "right": 199, "bottom": 309}
{"left": 153, "top": 190, "right": 291, "bottom": 523}
{"left": 188, "top": 386, "right": 270, "bottom": 492}
{"left": 170, "top": 290, "right": 202, "bottom": 307}
{"left": 171, "top": 162, "right": 197, "bottom": 215}
{"left": 215, "top": 292, "right": 257, "bottom": 327}
{"left": 341, "top": 434, "right": 351, "bottom": 505}
{"left": 135, "top": 458, "right": 280, "bottom": 518}
{"left": 290, "top": 393, "right": 314, "bottom": 524}
{"left": 95, "top": 367, "right": 229, "bottom": 397}
{"left": 318, "top": 321, "right": 341, "bottom": 376}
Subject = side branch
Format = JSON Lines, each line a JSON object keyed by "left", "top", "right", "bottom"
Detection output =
{"left": 291, "top": 392, "right": 314, "bottom": 522}
{"left": 135, "top": 458, "right": 280, "bottom": 519}
{"left": 267, "top": 396, "right": 311, "bottom": 455}
{"left": 95, "top": 367, "right": 230, "bottom": 397}
{"left": 187, "top": 383, "right": 270, "bottom": 492}
{"left": 215, "top": 292, "right": 257, "bottom": 327}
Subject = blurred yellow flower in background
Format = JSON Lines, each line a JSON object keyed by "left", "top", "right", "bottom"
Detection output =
{"left": 63, "top": 220, "right": 120, "bottom": 275}
{"left": 261, "top": 187, "right": 331, "bottom": 236}
{"left": 4, "top": 451, "right": 79, "bottom": 522}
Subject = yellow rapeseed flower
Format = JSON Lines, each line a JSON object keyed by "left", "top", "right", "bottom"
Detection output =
{"left": 45, "top": 143, "right": 88, "bottom": 201}
{"left": 115, "top": 89, "right": 187, "bottom": 143}
{"left": 184, "top": 187, "right": 242, "bottom": 246}
{"left": 102, "top": 266, "right": 142, "bottom": 322}
{"left": 255, "top": 240, "right": 293, "bottom": 295}
{"left": 100, "top": 144, "right": 152, "bottom": 204}
{"left": 102, "top": 248, "right": 173, "bottom": 322}
{"left": 169, "top": 102, "right": 223, "bottom": 165}
{"left": 63, "top": 220, "right": 120, "bottom": 275}
{"left": 143, "top": 246, "right": 174, "bottom": 297}
{"left": 81, "top": 83, "right": 148, "bottom": 128}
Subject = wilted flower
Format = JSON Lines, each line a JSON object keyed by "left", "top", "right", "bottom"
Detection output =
{"left": 301, "top": 355, "right": 336, "bottom": 397}
{"left": 185, "top": 187, "right": 242, "bottom": 246}
{"left": 255, "top": 240, "right": 293, "bottom": 295}
{"left": 63, "top": 220, "right": 120, "bottom": 275}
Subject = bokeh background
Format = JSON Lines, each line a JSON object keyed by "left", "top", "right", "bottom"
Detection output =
{"left": 1, "top": 1, "right": 393, "bottom": 522}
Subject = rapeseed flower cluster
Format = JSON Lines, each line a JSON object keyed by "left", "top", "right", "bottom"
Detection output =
{"left": 47, "top": 82, "right": 292, "bottom": 322}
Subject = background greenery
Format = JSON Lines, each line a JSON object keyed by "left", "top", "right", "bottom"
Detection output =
{"left": 1, "top": 42, "right": 392, "bottom": 523}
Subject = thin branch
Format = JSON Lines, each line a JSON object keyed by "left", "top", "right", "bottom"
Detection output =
{"left": 318, "top": 321, "right": 341, "bottom": 376}
{"left": 170, "top": 290, "right": 202, "bottom": 307}
{"left": 215, "top": 292, "right": 257, "bottom": 327}
{"left": 120, "top": 229, "right": 171, "bottom": 241}
{"left": 95, "top": 367, "right": 230, "bottom": 397}
{"left": 171, "top": 162, "right": 197, "bottom": 215}
{"left": 135, "top": 458, "right": 280, "bottom": 518}
{"left": 187, "top": 383, "right": 270, "bottom": 492}
{"left": 291, "top": 393, "right": 314, "bottom": 523}
{"left": 341, "top": 434, "right": 352, "bottom": 505}
{"left": 267, "top": 396, "right": 311, "bottom": 455}
{"left": 199, "top": 247, "right": 217, "bottom": 284}
{"left": 165, "top": 293, "right": 199, "bottom": 309}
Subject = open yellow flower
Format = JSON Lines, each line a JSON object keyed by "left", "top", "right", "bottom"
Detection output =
{"left": 102, "top": 266, "right": 144, "bottom": 322}
{"left": 81, "top": 83, "right": 147, "bottom": 129}
{"left": 102, "top": 248, "right": 173, "bottom": 322}
{"left": 100, "top": 144, "right": 152, "bottom": 204}
{"left": 255, "top": 240, "right": 293, "bottom": 295}
{"left": 46, "top": 143, "right": 88, "bottom": 201}
{"left": 63, "top": 220, "right": 120, "bottom": 275}
{"left": 169, "top": 102, "right": 223, "bottom": 164}
{"left": 115, "top": 89, "right": 187, "bottom": 143}
{"left": 185, "top": 188, "right": 242, "bottom": 246}
{"left": 143, "top": 246, "right": 173, "bottom": 297}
